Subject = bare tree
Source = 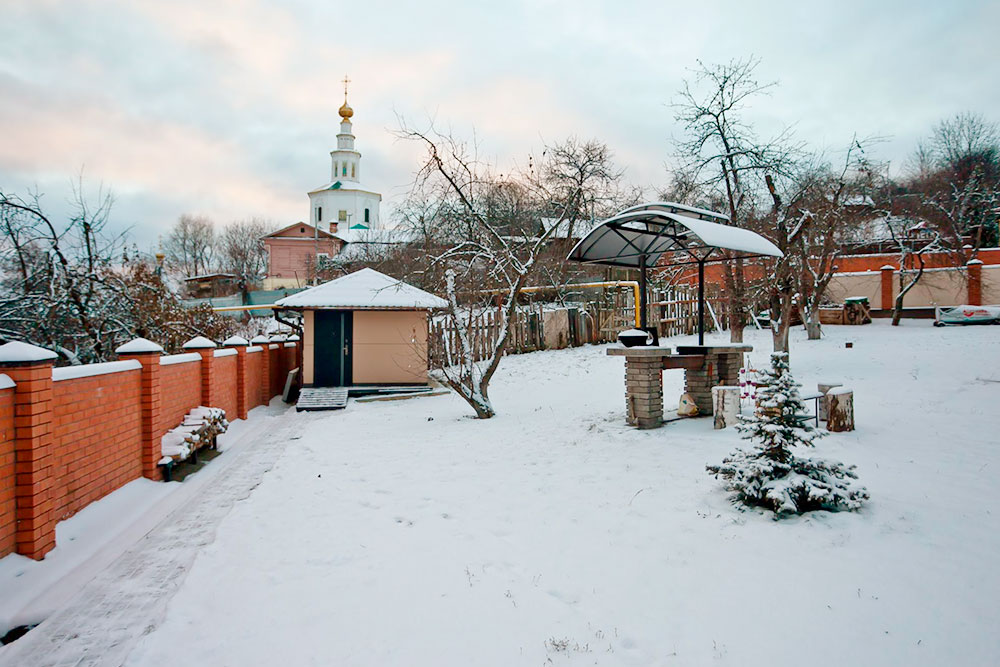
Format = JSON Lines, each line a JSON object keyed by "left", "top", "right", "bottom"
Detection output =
{"left": 672, "top": 57, "right": 798, "bottom": 342}
{"left": 164, "top": 214, "right": 216, "bottom": 278}
{"left": 0, "top": 187, "right": 236, "bottom": 363}
{"left": 396, "top": 123, "right": 582, "bottom": 418}
{"left": 218, "top": 217, "right": 274, "bottom": 299}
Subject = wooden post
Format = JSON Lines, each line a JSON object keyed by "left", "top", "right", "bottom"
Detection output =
{"left": 827, "top": 388, "right": 855, "bottom": 432}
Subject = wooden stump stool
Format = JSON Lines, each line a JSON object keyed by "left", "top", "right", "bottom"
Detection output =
{"left": 817, "top": 382, "right": 843, "bottom": 421}
{"left": 827, "top": 388, "right": 855, "bottom": 432}
{"left": 712, "top": 385, "right": 740, "bottom": 429}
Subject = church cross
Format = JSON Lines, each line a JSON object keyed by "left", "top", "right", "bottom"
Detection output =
{"left": 342, "top": 75, "right": 351, "bottom": 100}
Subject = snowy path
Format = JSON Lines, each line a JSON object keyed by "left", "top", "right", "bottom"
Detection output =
{"left": 0, "top": 409, "right": 301, "bottom": 667}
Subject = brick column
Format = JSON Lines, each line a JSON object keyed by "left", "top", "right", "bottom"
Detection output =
{"left": 183, "top": 336, "right": 217, "bottom": 407}
{"left": 967, "top": 259, "right": 983, "bottom": 306}
{"left": 252, "top": 335, "right": 270, "bottom": 403}
{"left": 0, "top": 342, "right": 57, "bottom": 560}
{"left": 117, "top": 338, "right": 164, "bottom": 480}
{"left": 880, "top": 265, "right": 895, "bottom": 311}
{"left": 625, "top": 357, "right": 663, "bottom": 429}
{"left": 224, "top": 336, "right": 250, "bottom": 419}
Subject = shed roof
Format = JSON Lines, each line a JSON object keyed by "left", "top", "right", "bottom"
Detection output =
{"left": 275, "top": 268, "right": 448, "bottom": 310}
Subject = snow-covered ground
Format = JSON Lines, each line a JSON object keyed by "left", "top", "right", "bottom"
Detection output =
{"left": 0, "top": 399, "right": 288, "bottom": 642}
{"left": 10, "top": 321, "right": 1000, "bottom": 665}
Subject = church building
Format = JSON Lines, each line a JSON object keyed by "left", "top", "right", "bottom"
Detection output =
{"left": 262, "top": 80, "right": 382, "bottom": 289}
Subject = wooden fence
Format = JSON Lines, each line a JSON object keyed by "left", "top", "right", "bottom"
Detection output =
{"left": 428, "top": 284, "right": 731, "bottom": 367}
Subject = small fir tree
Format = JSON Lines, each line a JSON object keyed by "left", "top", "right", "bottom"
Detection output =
{"left": 707, "top": 353, "right": 869, "bottom": 516}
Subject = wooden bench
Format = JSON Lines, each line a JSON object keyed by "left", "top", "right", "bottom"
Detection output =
{"left": 158, "top": 407, "right": 229, "bottom": 482}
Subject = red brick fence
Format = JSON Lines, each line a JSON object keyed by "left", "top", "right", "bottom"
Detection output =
{"left": 0, "top": 335, "right": 300, "bottom": 561}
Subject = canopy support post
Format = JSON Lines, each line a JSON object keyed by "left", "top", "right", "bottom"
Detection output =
{"left": 697, "top": 258, "right": 705, "bottom": 346}
{"left": 638, "top": 255, "right": 648, "bottom": 330}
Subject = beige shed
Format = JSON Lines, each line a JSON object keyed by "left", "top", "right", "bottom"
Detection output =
{"left": 275, "top": 268, "right": 447, "bottom": 388}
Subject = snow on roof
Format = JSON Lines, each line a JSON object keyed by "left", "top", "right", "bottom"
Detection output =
{"left": 0, "top": 341, "right": 58, "bottom": 363}
{"left": 183, "top": 273, "right": 236, "bottom": 281}
{"left": 308, "top": 180, "right": 381, "bottom": 196}
{"left": 275, "top": 268, "right": 448, "bottom": 310}
{"left": 115, "top": 338, "right": 165, "bottom": 354}
{"left": 182, "top": 336, "right": 217, "bottom": 349}
{"left": 223, "top": 336, "right": 250, "bottom": 346}
{"left": 567, "top": 203, "right": 781, "bottom": 269}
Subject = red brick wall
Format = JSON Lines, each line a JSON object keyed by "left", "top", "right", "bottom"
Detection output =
{"left": 159, "top": 360, "right": 202, "bottom": 440}
{"left": 213, "top": 354, "right": 238, "bottom": 419}
{"left": 246, "top": 351, "right": 264, "bottom": 409}
{"left": 0, "top": 385, "right": 14, "bottom": 557}
{"left": 269, "top": 346, "right": 284, "bottom": 398}
{"left": 51, "top": 370, "right": 142, "bottom": 520}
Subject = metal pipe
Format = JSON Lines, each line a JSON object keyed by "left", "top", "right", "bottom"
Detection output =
{"left": 638, "top": 255, "right": 648, "bottom": 330}
{"left": 476, "top": 281, "right": 642, "bottom": 327}
{"left": 698, "top": 259, "right": 705, "bottom": 345}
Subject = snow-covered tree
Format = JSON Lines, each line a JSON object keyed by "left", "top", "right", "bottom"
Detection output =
{"left": 707, "top": 353, "right": 868, "bottom": 515}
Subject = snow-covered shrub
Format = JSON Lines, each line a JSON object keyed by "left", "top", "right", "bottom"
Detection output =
{"left": 706, "top": 353, "right": 869, "bottom": 516}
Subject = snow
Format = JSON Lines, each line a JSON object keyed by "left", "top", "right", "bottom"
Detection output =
{"left": 275, "top": 267, "right": 448, "bottom": 309}
{"left": 0, "top": 341, "right": 57, "bottom": 363}
{"left": 246, "top": 346, "right": 263, "bottom": 353}
{"left": 51, "top": 359, "right": 141, "bottom": 381}
{"left": 212, "top": 348, "right": 237, "bottom": 358}
{"left": 159, "top": 352, "right": 201, "bottom": 366}
{"left": 283, "top": 342, "right": 296, "bottom": 348}
{"left": 114, "top": 338, "right": 164, "bottom": 354}
{"left": 828, "top": 386, "right": 854, "bottom": 395}
{"left": 222, "top": 336, "right": 249, "bottom": 346}
{"left": 967, "top": 259, "right": 984, "bottom": 265}
{"left": 109, "top": 321, "right": 1000, "bottom": 666}
{"left": 250, "top": 335, "right": 270, "bottom": 344}
{"left": 0, "top": 375, "right": 13, "bottom": 390}
{"left": 0, "top": 400, "right": 286, "bottom": 643}
{"left": 181, "top": 336, "right": 216, "bottom": 349}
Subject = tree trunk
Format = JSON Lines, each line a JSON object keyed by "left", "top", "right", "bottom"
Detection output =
{"left": 805, "top": 307, "right": 822, "bottom": 340}
{"left": 712, "top": 386, "right": 740, "bottom": 429}
{"left": 827, "top": 390, "right": 855, "bottom": 432}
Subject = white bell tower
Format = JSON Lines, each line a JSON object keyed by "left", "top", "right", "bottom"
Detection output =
{"left": 307, "top": 76, "right": 382, "bottom": 233}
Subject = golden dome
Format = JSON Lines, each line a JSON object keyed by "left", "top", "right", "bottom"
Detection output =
{"left": 338, "top": 100, "right": 353, "bottom": 121}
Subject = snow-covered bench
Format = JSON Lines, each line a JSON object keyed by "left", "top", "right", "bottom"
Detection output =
{"left": 159, "top": 407, "right": 229, "bottom": 481}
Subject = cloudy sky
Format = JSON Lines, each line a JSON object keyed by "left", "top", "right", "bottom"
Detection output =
{"left": 2, "top": 0, "right": 997, "bottom": 249}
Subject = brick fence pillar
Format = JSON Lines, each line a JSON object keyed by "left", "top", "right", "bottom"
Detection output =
{"left": 624, "top": 357, "right": 663, "bottom": 429}
{"left": 967, "top": 259, "right": 983, "bottom": 306}
{"left": 183, "top": 336, "right": 217, "bottom": 407}
{"left": 225, "top": 336, "right": 250, "bottom": 419}
{"left": 880, "top": 265, "right": 895, "bottom": 311}
{"left": 0, "top": 342, "right": 57, "bottom": 560}
{"left": 116, "top": 338, "right": 164, "bottom": 480}
{"left": 252, "top": 335, "right": 270, "bottom": 403}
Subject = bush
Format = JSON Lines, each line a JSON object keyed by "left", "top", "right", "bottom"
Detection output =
{"left": 707, "top": 353, "right": 869, "bottom": 516}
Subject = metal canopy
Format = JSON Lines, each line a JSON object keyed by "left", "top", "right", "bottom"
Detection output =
{"left": 566, "top": 202, "right": 782, "bottom": 268}
{"left": 566, "top": 202, "right": 783, "bottom": 345}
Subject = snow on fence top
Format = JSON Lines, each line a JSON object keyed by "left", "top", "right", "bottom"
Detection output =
{"left": 283, "top": 342, "right": 296, "bottom": 348}
{"left": 114, "top": 338, "right": 164, "bottom": 354}
{"left": 160, "top": 352, "right": 202, "bottom": 366}
{"left": 223, "top": 335, "right": 249, "bottom": 346}
{"left": 53, "top": 359, "right": 141, "bottom": 382}
{"left": 247, "top": 346, "right": 263, "bottom": 353}
{"left": 0, "top": 374, "right": 14, "bottom": 390}
{"left": 213, "top": 348, "right": 238, "bottom": 357}
{"left": 0, "top": 341, "right": 59, "bottom": 363}
{"left": 182, "top": 336, "right": 217, "bottom": 349}
{"left": 275, "top": 268, "right": 448, "bottom": 310}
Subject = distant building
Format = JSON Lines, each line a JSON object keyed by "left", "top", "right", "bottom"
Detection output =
{"left": 183, "top": 272, "right": 238, "bottom": 298}
{"left": 262, "top": 80, "right": 383, "bottom": 289}
{"left": 262, "top": 222, "right": 344, "bottom": 290}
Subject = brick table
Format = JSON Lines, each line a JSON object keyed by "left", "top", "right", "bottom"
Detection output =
{"left": 607, "top": 344, "right": 752, "bottom": 429}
